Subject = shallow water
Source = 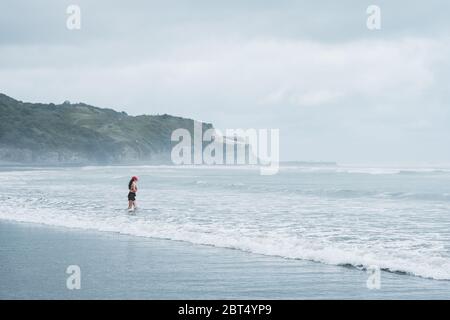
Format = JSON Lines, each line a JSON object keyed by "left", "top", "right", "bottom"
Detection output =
{"left": 1, "top": 165, "right": 450, "bottom": 281}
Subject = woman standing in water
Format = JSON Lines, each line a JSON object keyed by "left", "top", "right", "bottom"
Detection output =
{"left": 128, "top": 176, "right": 138, "bottom": 211}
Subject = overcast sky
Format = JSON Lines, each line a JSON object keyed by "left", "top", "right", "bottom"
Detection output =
{"left": 1, "top": 0, "right": 449, "bottom": 164}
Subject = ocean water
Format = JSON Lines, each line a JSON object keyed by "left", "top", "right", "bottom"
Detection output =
{"left": 1, "top": 165, "right": 450, "bottom": 282}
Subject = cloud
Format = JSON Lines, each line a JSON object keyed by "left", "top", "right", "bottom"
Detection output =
{"left": 0, "top": 37, "right": 445, "bottom": 111}
{"left": 1, "top": 0, "right": 450, "bottom": 163}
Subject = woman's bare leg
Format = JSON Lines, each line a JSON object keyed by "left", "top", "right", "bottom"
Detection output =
{"left": 128, "top": 200, "right": 132, "bottom": 209}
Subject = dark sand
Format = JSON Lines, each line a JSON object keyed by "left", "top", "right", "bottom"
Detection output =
{"left": 1, "top": 221, "right": 449, "bottom": 299}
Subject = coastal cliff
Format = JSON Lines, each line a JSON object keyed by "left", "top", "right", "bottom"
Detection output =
{"left": 0, "top": 93, "right": 212, "bottom": 165}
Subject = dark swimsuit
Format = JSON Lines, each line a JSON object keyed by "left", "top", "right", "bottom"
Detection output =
{"left": 128, "top": 191, "right": 136, "bottom": 201}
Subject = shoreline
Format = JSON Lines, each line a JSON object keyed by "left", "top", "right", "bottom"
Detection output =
{"left": 1, "top": 220, "right": 450, "bottom": 299}
{"left": 1, "top": 216, "right": 447, "bottom": 283}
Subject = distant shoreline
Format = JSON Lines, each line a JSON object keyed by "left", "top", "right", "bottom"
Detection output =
{"left": 0, "top": 161, "right": 338, "bottom": 169}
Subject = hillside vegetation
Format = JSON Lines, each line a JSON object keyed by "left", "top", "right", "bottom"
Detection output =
{"left": 0, "top": 93, "right": 212, "bottom": 164}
